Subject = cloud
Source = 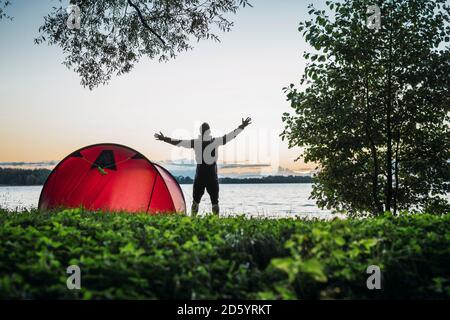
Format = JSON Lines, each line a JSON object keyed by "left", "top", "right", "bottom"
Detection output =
{"left": 219, "top": 163, "right": 271, "bottom": 169}
{"left": 158, "top": 160, "right": 274, "bottom": 178}
{"left": 160, "top": 159, "right": 271, "bottom": 169}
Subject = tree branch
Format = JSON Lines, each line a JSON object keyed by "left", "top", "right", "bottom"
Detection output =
{"left": 127, "top": 0, "right": 166, "bottom": 45}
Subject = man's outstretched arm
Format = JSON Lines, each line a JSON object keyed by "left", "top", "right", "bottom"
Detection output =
{"left": 154, "top": 132, "right": 194, "bottom": 148}
{"left": 217, "top": 117, "right": 252, "bottom": 146}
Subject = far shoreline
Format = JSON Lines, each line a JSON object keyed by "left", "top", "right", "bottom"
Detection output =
{"left": 0, "top": 167, "right": 314, "bottom": 186}
{"left": 0, "top": 181, "right": 315, "bottom": 187}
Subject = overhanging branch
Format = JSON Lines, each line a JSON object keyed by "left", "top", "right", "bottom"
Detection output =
{"left": 127, "top": 0, "right": 166, "bottom": 45}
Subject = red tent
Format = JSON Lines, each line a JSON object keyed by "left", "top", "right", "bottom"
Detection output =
{"left": 38, "top": 144, "right": 186, "bottom": 214}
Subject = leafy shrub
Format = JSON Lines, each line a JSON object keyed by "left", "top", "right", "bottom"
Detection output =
{"left": 0, "top": 209, "right": 449, "bottom": 299}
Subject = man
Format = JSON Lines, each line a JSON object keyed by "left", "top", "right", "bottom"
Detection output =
{"left": 154, "top": 117, "right": 252, "bottom": 215}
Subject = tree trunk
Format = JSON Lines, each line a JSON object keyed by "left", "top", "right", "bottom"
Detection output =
{"left": 364, "top": 73, "right": 383, "bottom": 215}
{"left": 386, "top": 86, "right": 393, "bottom": 212}
{"left": 385, "top": 0, "right": 394, "bottom": 213}
{"left": 393, "top": 129, "right": 400, "bottom": 215}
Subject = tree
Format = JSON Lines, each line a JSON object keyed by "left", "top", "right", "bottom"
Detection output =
{"left": 0, "top": 0, "right": 11, "bottom": 21}
{"left": 19, "top": 0, "right": 251, "bottom": 89}
{"left": 282, "top": 0, "right": 450, "bottom": 216}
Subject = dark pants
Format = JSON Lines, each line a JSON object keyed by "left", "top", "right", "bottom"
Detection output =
{"left": 193, "top": 164, "right": 219, "bottom": 205}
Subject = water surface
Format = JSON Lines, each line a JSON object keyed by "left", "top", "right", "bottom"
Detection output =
{"left": 0, "top": 184, "right": 332, "bottom": 218}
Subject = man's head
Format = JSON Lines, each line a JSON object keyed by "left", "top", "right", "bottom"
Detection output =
{"left": 200, "top": 122, "right": 210, "bottom": 137}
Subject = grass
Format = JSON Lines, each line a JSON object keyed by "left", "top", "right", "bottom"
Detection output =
{"left": 0, "top": 208, "right": 449, "bottom": 299}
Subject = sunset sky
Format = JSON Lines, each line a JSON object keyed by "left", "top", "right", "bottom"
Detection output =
{"left": 0, "top": 0, "right": 324, "bottom": 174}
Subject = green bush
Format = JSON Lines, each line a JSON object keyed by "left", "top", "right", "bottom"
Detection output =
{"left": 0, "top": 209, "right": 449, "bottom": 299}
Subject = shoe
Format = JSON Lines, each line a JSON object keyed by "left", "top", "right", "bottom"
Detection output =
{"left": 191, "top": 201, "right": 199, "bottom": 216}
{"left": 212, "top": 203, "right": 219, "bottom": 215}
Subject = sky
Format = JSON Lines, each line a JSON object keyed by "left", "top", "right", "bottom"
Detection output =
{"left": 0, "top": 0, "right": 323, "bottom": 175}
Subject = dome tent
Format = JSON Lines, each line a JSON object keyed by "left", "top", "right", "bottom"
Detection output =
{"left": 38, "top": 143, "right": 185, "bottom": 214}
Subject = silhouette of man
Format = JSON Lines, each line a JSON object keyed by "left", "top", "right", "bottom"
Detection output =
{"left": 155, "top": 117, "right": 252, "bottom": 215}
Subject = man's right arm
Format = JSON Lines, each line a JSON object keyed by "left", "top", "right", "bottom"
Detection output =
{"left": 163, "top": 137, "right": 194, "bottom": 148}
{"left": 154, "top": 131, "right": 194, "bottom": 148}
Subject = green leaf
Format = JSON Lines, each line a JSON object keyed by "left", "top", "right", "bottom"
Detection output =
{"left": 361, "top": 238, "right": 379, "bottom": 250}
{"left": 271, "top": 257, "right": 298, "bottom": 282}
{"left": 300, "top": 258, "right": 327, "bottom": 282}
{"left": 334, "top": 236, "right": 346, "bottom": 246}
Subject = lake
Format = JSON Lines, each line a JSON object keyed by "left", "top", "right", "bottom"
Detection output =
{"left": 0, "top": 184, "right": 333, "bottom": 219}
